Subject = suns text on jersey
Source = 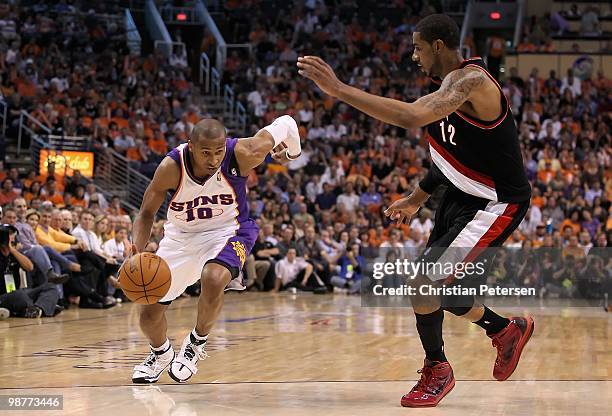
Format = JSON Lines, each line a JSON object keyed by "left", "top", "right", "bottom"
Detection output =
{"left": 170, "top": 194, "right": 234, "bottom": 221}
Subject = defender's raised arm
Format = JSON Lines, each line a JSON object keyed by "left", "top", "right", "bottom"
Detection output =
{"left": 297, "top": 56, "right": 486, "bottom": 129}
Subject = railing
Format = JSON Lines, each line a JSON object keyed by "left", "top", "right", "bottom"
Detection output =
{"left": 47, "top": 135, "right": 92, "bottom": 151}
{"left": 154, "top": 40, "right": 186, "bottom": 62}
{"left": 195, "top": 0, "right": 226, "bottom": 72}
{"left": 93, "top": 146, "right": 167, "bottom": 218}
{"left": 125, "top": 8, "right": 142, "bottom": 56}
{"left": 145, "top": 0, "right": 173, "bottom": 57}
{"left": 223, "top": 85, "right": 234, "bottom": 116}
{"left": 200, "top": 52, "right": 210, "bottom": 92}
{"left": 194, "top": 1, "right": 248, "bottom": 135}
{"left": 211, "top": 67, "right": 221, "bottom": 97}
{"left": 29, "top": 134, "right": 141, "bottom": 215}
{"left": 0, "top": 98, "right": 7, "bottom": 136}
{"left": 236, "top": 102, "right": 246, "bottom": 134}
{"left": 442, "top": 0, "right": 470, "bottom": 14}
{"left": 18, "top": 109, "right": 167, "bottom": 217}
{"left": 514, "top": 0, "right": 525, "bottom": 48}
{"left": 17, "top": 110, "right": 51, "bottom": 156}
{"left": 225, "top": 43, "right": 253, "bottom": 60}
{"left": 460, "top": 0, "right": 474, "bottom": 51}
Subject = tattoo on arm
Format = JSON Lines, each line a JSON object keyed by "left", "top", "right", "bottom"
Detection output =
{"left": 418, "top": 68, "right": 486, "bottom": 117}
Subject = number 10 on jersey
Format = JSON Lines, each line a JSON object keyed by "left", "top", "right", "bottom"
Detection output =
{"left": 439, "top": 121, "right": 456, "bottom": 145}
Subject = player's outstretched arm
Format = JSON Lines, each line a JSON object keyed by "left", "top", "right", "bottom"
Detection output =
{"left": 297, "top": 56, "right": 486, "bottom": 129}
{"left": 132, "top": 157, "right": 180, "bottom": 252}
{"left": 234, "top": 115, "right": 301, "bottom": 173}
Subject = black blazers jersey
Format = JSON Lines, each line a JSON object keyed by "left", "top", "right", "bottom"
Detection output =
{"left": 426, "top": 57, "right": 531, "bottom": 203}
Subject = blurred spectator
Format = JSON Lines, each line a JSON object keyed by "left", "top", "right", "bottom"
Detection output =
{"left": 3, "top": 206, "right": 70, "bottom": 284}
{"left": 102, "top": 227, "right": 129, "bottom": 263}
{"left": 0, "top": 224, "right": 60, "bottom": 318}
{"left": 32, "top": 208, "right": 84, "bottom": 254}
{"left": 561, "top": 69, "right": 581, "bottom": 98}
{"left": 330, "top": 242, "right": 365, "bottom": 294}
{"left": 580, "top": 7, "right": 601, "bottom": 36}
{"left": 274, "top": 247, "right": 325, "bottom": 292}
{"left": 0, "top": 179, "right": 19, "bottom": 205}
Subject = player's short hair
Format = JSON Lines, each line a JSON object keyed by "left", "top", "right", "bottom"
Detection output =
{"left": 191, "top": 118, "right": 226, "bottom": 142}
{"left": 415, "top": 14, "right": 460, "bottom": 50}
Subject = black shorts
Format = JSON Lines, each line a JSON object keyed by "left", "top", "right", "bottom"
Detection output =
{"left": 420, "top": 186, "right": 529, "bottom": 283}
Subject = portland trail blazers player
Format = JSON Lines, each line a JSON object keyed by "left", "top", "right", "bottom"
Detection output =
{"left": 298, "top": 13, "right": 534, "bottom": 408}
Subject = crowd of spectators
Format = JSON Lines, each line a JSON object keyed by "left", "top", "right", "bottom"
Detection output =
{"left": 0, "top": 159, "right": 164, "bottom": 316}
{"left": 218, "top": 0, "right": 611, "bottom": 297}
{"left": 517, "top": 3, "right": 612, "bottom": 53}
{"left": 0, "top": 1, "right": 208, "bottom": 178}
{"left": 0, "top": 1, "right": 611, "bottom": 318}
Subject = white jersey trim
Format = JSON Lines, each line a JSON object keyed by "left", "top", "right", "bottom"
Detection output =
{"left": 429, "top": 144, "right": 498, "bottom": 201}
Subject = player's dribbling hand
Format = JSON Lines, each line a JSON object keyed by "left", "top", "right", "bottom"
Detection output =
{"left": 384, "top": 197, "right": 420, "bottom": 227}
{"left": 127, "top": 241, "right": 140, "bottom": 257}
{"left": 297, "top": 56, "right": 342, "bottom": 97}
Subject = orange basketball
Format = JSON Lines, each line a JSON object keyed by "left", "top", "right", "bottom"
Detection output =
{"left": 119, "top": 253, "right": 171, "bottom": 304}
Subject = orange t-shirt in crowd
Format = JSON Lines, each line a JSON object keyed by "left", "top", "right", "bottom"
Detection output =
{"left": 37, "top": 175, "right": 65, "bottom": 192}
{"left": 142, "top": 126, "right": 154, "bottom": 140}
{"left": 17, "top": 80, "right": 36, "bottom": 97}
{"left": 517, "top": 42, "right": 537, "bottom": 53}
{"left": 349, "top": 164, "right": 372, "bottom": 179}
{"left": 488, "top": 36, "right": 505, "bottom": 58}
{"left": 107, "top": 206, "right": 127, "bottom": 216}
{"left": 126, "top": 147, "right": 143, "bottom": 162}
{"left": 148, "top": 138, "right": 168, "bottom": 155}
{"left": 389, "top": 193, "right": 403, "bottom": 203}
{"left": 95, "top": 117, "right": 110, "bottom": 129}
{"left": 559, "top": 219, "right": 581, "bottom": 235}
{"left": 407, "top": 165, "right": 421, "bottom": 178}
{"left": 333, "top": 154, "right": 352, "bottom": 172}
{"left": 267, "top": 163, "right": 288, "bottom": 175}
{"left": 142, "top": 58, "right": 155, "bottom": 73}
{"left": 44, "top": 192, "right": 65, "bottom": 206}
{"left": 69, "top": 197, "right": 87, "bottom": 208}
{"left": 531, "top": 195, "right": 545, "bottom": 209}
{"left": 0, "top": 191, "right": 19, "bottom": 206}
{"left": 537, "top": 170, "right": 553, "bottom": 185}
{"left": 186, "top": 112, "right": 199, "bottom": 125}
{"left": 111, "top": 117, "right": 129, "bottom": 129}
{"left": 80, "top": 116, "right": 93, "bottom": 129}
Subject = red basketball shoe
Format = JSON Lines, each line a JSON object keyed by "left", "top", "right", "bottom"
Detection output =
{"left": 490, "top": 316, "right": 534, "bottom": 381}
{"left": 400, "top": 359, "right": 455, "bottom": 407}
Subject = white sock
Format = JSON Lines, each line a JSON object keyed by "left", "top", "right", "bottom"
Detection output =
{"left": 151, "top": 338, "right": 170, "bottom": 353}
{"left": 190, "top": 329, "right": 208, "bottom": 345}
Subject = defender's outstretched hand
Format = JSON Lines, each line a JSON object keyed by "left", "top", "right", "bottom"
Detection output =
{"left": 297, "top": 56, "right": 343, "bottom": 97}
{"left": 384, "top": 196, "right": 421, "bottom": 227}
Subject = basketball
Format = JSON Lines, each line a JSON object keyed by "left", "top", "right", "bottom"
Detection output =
{"left": 119, "top": 253, "right": 172, "bottom": 304}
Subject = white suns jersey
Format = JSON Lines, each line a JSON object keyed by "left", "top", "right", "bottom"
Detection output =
{"left": 164, "top": 140, "right": 249, "bottom": 235}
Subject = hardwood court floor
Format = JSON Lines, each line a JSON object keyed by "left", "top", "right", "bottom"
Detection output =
{"left": 0, "top": 293, "right": 609, "bottom": 415}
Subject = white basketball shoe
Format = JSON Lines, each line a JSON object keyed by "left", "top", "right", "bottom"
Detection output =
{"left": 168, "top": 332, "right": 208, "bottom": 383}
{"left": 132, "top": 344, "right": 175, "bottom": 384}
{"left": 224, "top": 272, "right": 246, "bottom": 292}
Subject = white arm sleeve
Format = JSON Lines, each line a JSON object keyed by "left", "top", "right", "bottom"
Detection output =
{"left": 262, "top": 115, "right": 301, "bottom": 160}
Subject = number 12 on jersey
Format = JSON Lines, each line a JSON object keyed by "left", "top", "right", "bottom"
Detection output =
{"left": 439, "top": 121, "right": 456, "bottom": 146}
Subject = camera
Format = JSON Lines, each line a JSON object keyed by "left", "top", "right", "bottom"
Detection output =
{"left": 0, "top": 226, "right": 9, "bottom": 249}
{"left": 0, "top": 224, "right": 18, "bottom": 249}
